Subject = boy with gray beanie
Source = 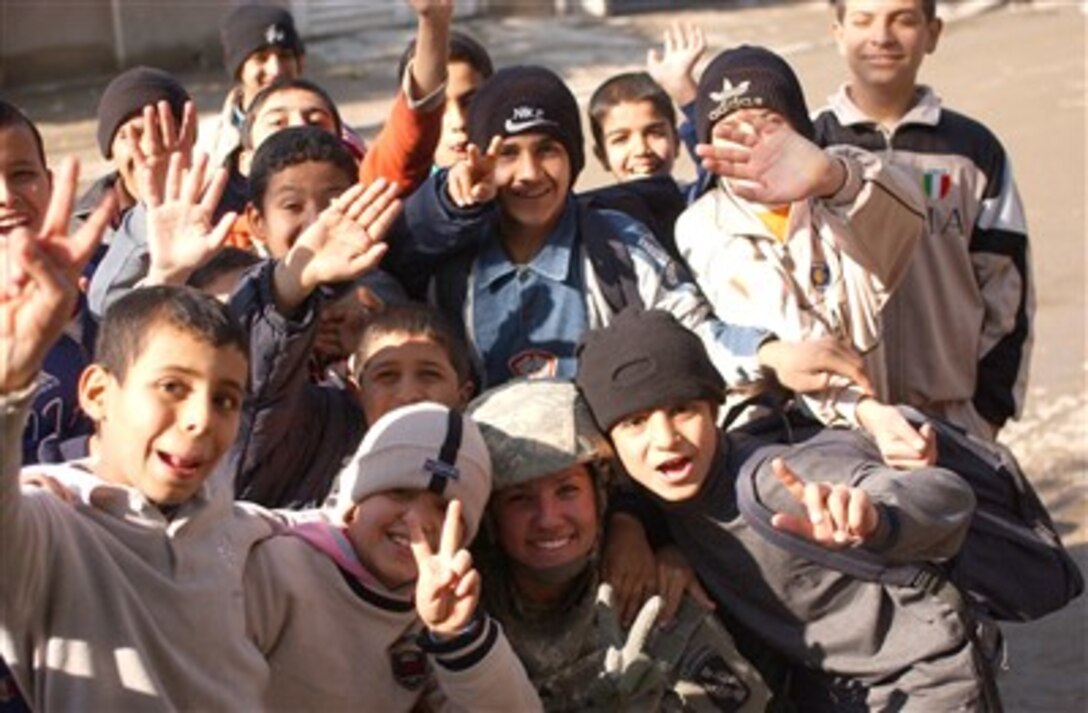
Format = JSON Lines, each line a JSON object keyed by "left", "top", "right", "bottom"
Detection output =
{"left": 677, "top": 45, "right": 935, "bottom": 470}
{"left": 243, "top": 402, "right": 541, "bottom": 711}
{"left": 575, "top": 308, "right": 995, "bottom": 710}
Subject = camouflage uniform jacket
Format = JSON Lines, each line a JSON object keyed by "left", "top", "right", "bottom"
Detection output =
{"left": 484, "top": 563, "right": 770, "bottom": 712}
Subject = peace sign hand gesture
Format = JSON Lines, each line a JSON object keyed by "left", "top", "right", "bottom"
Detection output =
{"left": 410, "top": 499, "right": 481, "bottom": 638}
{"left": 447, "top": 136, "right": 502, "bottom": 208}
{"left": 769, "top": 458, "right": 880, "bottom": 549}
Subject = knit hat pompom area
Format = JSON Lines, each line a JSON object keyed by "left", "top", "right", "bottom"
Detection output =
{"left": 220, "top": 3, "right": 305, "bottom": 79}
{"left": 337, "top": 402, "right": 492, "bottom": 542}
{"left": 96, "top": 66, "right": 190, "bottom": 159}
{"left": 467, "top": 65, "right": 585, "bottom": 181}
{"left": 695, "top": 45, "right": 815, "bottom": 145}
{"left": 575, "top": 309, "right": 725, "bottom": 434}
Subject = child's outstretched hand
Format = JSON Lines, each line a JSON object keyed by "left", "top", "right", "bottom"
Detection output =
{"left": 758, "top": 337, "right": 875, "bottom": 397}
{"left": 410, "top": 499, "right": 481, "bottom": 638}
{"left": 274, "top": 179, "right": 401, "bottom": 312}
{"left": 1, "top": 159, "right": 113, "bottom": 393}
{"left": 140, "top": 151, "right": 235, "bottom": 287}
{"left": 646, "top": 22, "right": 706, "bottom": 107}
{"left": 857, "top": 399, "right": 938, "bottom": 470}
{"left": 696, "top": 112, "right": 845, "bottom": 205}
{"left": 447, "top": 136, "right": 502, "bottom": 207}
{"left": 131, "top": 100, "right": 197, "bottom": 204}
{"left": 769, "top": 458, "right": 880, "bottom": 549}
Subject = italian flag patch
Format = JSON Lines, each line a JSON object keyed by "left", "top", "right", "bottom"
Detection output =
{"left": 922, "top": 169, "right": 952, "bottom": 200}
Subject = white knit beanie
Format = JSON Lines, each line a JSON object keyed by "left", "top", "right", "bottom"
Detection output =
{"left": 337, "top": 402, "right": 492, "bottom": 540}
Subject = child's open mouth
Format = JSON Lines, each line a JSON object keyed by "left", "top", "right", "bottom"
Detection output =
{"left": 157, "top": 451, "right": 203, "bottom": 479}
{"left": 656, "top": 456, "right": 693, "bottom": 483}
{"left": 0, "top": 213, "right": 32, "bottom": 234}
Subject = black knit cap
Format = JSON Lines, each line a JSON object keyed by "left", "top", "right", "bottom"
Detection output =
{"left": 96, "top": 66, "right": 190, "bottom": 159}
{"left": 220, "top": 3, "right": 305, "bottom": 79}
{"left": 467, "top": 65, "right": 585, "bottom": 181}
{"left": 575, "top": 309, "right": 725, "bottom": 433}
{"left": 695, "top": 45, "right": 814, "bottom": 144}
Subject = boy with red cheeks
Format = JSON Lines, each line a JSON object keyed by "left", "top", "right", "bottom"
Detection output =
{"left": 575, "top": 309, "right": 995, "bottom": 710}
{"left": 815, "top": 0, "right": 1033, "bottom": 440}
{"left": 243, "top": 402, "right": 541, "bottom": 711}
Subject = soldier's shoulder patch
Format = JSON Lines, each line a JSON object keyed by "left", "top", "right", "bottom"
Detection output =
{"left": 686, "top": 646, "right": 750, "bottom": 711}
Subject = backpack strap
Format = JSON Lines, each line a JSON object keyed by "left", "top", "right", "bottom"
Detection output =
{"left": 578, "top": 205, "right": 644, "bottom": 315}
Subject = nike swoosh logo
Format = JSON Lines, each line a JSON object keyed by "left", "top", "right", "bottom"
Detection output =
{"left": 504, "top": 117, "right": 556, "bottom": 133}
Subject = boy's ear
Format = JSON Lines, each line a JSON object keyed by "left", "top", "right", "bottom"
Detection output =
{"left": 457, "top": 379, "right": 475, "bottom": 409}
{"left": 832, "top": 17, "right": 847, "bottom": 57}
{"left": 593, "top": 143, "right": 611, "bottom": 172}
{"left": 926, "top": 17, "right": 944, "bottom": 54}
{"left": 245, "top": 201, "right": 266, "bottom": 244}
{"left": 78, "top": 364, "right": 113, "bottom": 424}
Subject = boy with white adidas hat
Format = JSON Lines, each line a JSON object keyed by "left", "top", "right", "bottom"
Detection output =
{"left": 678, "top": 45, "right": 936, "bottom": 470}
{"left": 242, "top": 402, "right": 540, "bottom": 711}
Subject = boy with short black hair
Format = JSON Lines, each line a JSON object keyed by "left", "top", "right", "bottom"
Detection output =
{"left": 229, "top": 131, "right": 475, "bottom": 507}
{"left": 243, "top": 402, "right": 541, "bottom": 710}
{"left": 575, "top": 308, "right": 994, "bottom": 710}
{"left": 1, "top": 230, "right": 276, "bottom": 708}
{"left": 815, "top": 0, "right": 1033, "bottom": 440}
{"left": 0, "top": 101, "right": 102, "bottom": 466}
{"left": 398, "top": 29, "right": 495, "bottom": 169}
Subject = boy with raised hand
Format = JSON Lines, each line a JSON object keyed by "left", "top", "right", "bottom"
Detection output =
{"left": 0, "top": 158, "right": 279, "bottom": 708}
{"left": 398, "top": 29, "right": 495, "bottom": 170}
{"left": 396, "top": 64, "right": 877, "bottom": 405}
{"left": 206, "top": 0, "right": 451, "bottom": 210}
{"left": 575, "top": 308, "right": 996, "bottom": 710}
{"left": 680, "top": 45, "right": 936, "bottom": 469}
{"left": 0, "top": 101, "right": 109, "bottom": 467}
{"left": 815, "top": 0, "right": 1033, "bottom": 440}
{"left": 243, "top": 402, "right": 542, "bottom": 711}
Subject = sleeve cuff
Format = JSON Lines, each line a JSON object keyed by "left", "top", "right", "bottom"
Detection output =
{"left": 417, "top": 610, "right": 501, "bottom": 672}
{"left": 824, "top": 155, "right": 865, "bottom": 207}
{"left": 400, "top": 60, "right": 448, "bottom": 113}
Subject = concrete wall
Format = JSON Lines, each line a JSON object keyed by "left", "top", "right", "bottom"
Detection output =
{"left": 0, "top": 0, "right": 232, "bottom": 88}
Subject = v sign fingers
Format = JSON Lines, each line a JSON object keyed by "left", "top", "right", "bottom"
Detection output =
{"left": 769, "top": 458, "right": 880, "bottom": 549}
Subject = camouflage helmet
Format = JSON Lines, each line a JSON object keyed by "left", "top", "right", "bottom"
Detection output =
{"left": 468, "top": 378, "right": 611, "bottom": 490}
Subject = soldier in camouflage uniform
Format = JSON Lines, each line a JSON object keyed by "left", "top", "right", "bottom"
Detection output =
{"left": 469, "top": 379, "right": 770, "bottom": 712}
